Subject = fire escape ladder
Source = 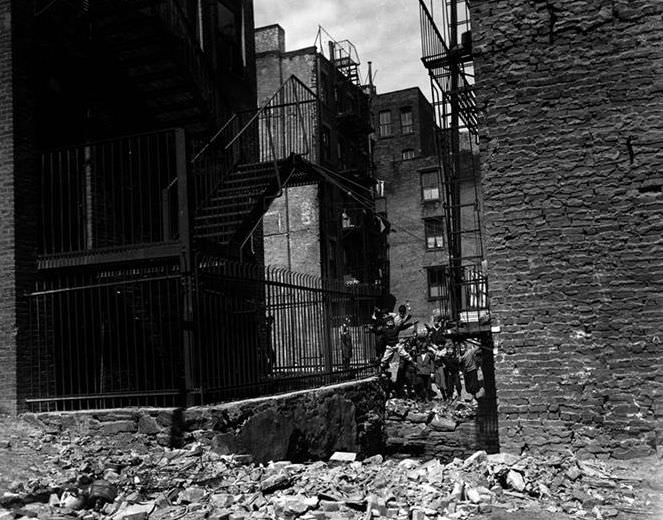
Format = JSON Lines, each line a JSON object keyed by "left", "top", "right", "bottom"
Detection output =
{"left": 419, "top": 0, "right": 489, "bottom": 328}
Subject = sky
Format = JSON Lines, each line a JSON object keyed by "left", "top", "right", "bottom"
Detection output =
{"left": 253, "top": 0, "right": 431, "bottom": 98}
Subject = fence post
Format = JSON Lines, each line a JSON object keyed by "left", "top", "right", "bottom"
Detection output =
{"left": 176, "top": 129, "right": 196, "bottom": 407}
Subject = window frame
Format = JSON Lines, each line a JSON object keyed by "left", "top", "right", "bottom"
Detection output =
{"left": 378, "top": 110, "right": 392, "bottom": 137}
{"left": 401, "top": 148, "right": 415, "bottom": 161}
{"left": 424, "top": 218, "right": 445, "bottom": 250}
{"left": 420, "top": 169, "right": 441, "bottom": 202}
{"left": 400, "top": 107, "right": 414, "bottom": 134}
{"left": 427, "top": 266, "right": 448, "bottom": 301}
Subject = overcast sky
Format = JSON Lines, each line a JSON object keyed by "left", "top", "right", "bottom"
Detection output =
{"left": 253, "top": 0, "right": 431, "bottom": 98}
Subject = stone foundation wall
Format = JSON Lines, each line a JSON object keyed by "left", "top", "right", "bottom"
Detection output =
{"left": 469, "top": 0, "right": 663, "bottom": 458}
{"left": 384, "top": 399, "right": 498, "bottom": 461}
{"left": 26, "top": 378, "right": 386, "bottom": 463}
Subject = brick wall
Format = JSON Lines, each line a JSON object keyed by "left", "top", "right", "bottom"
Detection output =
{"left": 0, "top": 2, "right": 38, "bottom": 415}
{"left": 470, "top": 0, "right": 663, "bottom": 458}
{"left": 264, "top": 185, "right": 322, "bottom": 277}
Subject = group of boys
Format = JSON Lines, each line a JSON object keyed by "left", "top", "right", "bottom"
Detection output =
{"left": 369, "top": 305, "right": 483, "bottom": 401}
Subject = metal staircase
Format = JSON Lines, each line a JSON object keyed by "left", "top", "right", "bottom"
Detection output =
{"left": 190, "top": 76, "right": 318, "bottom": 258}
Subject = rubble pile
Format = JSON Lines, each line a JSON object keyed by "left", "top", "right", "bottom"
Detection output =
{"left": 1, "top": 437, "right": 661, "bottom": 520}
{"left": 385, "top": 399, "right": 491, "bottom": 460}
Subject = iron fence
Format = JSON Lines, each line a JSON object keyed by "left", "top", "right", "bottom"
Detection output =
{"left": 25, "top": 262, "right": 184, "bottom": 411}
{"left": 25, "top": 260, "right": 380, "bottom": 411}
{"left": 40, "top": 129, "right": 183, "bottom": 257}
{"left": 194, "top": 258, "right": 378, "bottom": 403}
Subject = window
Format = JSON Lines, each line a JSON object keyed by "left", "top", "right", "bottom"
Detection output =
{"left": 424, "top": 219, "right": 445, "bottom": 250}
{"left": 400, "top": 108, "right": 414, "bottom": 134}
{"left": 378, "top": 110, "right": 392, "bottom": 137}
{"left": 216, "top": 1, "right": 244, "bottom": 74}
{"left": 420, "top": 169, "right": 440, "bottom": 201}
{"left": 427, "top": 266, "right": 447, "bottom": 300}
{"left": 402, "top": 149, "right": 415, "bottom": 160}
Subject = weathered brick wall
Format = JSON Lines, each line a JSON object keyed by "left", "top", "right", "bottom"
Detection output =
{"left": 470, "top": 0, "right": 663, "bottom": 458}
{"left": 264, "top": 185, "right": 322, "bottom": 277}
{"left": 0, "top": 2, "right": 38, "bottom": 415}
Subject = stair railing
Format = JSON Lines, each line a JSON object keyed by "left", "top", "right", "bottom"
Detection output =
{"left": 190, "top": 75, "right": 317, "bottom": 215}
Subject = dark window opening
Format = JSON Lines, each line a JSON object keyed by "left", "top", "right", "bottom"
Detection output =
{"left": 400, "top": 107, "right": 414, "bottom": 134}
{"left": 427, "top": 266, "right": 447, "bottom": 300}
{"left": 216, "top": 1, "right": 244, "bottom": 74}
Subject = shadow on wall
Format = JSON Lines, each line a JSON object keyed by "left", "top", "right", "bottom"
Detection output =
{"left": 477, "top": 332, "right": 499, "bottom": 453}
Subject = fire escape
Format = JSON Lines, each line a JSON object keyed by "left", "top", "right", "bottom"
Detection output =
{"left": 418, "top": 0, "right": 490, "bottom": 335}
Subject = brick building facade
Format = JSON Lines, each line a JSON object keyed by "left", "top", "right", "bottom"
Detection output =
{"left": 255, "top": 25, "right": 388, "bottom": 285}
{"left": 373, "top": 87, "right": 482, "bottom": 323}
{"left": 470, "top": 0, "right": 663, "bottom": 457}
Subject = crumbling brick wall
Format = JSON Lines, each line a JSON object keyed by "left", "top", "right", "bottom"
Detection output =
{"left": 469, "top": 0, "right": 663, "bottom": 458}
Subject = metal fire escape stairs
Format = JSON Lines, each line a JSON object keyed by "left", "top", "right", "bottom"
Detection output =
{"left": 191, "top": 76, "right": 318, "bottom": 260}
{"left": 418, "top": 0, "right": 490, "bottom": 334}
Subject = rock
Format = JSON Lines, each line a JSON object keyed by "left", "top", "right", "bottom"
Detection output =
{"left": 101, "top": 421, "right": 137, "bottom": 435}
{"left": 407, "top": 412, "right": 431, "bottom": 423}
{"left": 210, "top": 494, "right": 235, "bottom": 508}
{"left": 89, "top": 479, "right": 117, "bottom": 504}
{"left": 465, "top": 486, "right": 482, "bottom": 504}
{"left": 260, "top": 473, "right": 291, "bottom": 493}
{"left": 137, "top": 415, "right": 161, "bottom": 435}
{"left": 429, "top": 417, "right": 456, "bottom": 432}
{"left": 506, "top": 470, "right": 525, "bottom": 492}
{"left": 463, "top": 450, "right": 487, "bottom": 468}
{"left": 487, "top": 453, "right": 520, "bottom": 466}
{"left": 362, "top": 454, "right": 383, "bottom": 465}
{"left": 329, "top": 452, "right": 357, "bottom": 465}
{"left": 178, "top": 486, "right": 206, "bottom": 504}
{"left": 112, "top": 503, "right": 155, "bottom": 520}
{"left": 60, "top": 491, "right": 85, "bottom": 510}
{"left": 566, "top": 465, "right": 582, "bottom": 481}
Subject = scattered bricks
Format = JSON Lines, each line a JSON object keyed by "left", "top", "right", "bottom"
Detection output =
{"left": 260, "top": 473, "right": 291, "bottom": 493}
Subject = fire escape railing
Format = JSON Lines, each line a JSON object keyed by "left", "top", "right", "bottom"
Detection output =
{"left": 419, "top": 0, "right": 478, "bottom": 133}
{"left": 189, "top": 75, "right": 318, "bottom": 213}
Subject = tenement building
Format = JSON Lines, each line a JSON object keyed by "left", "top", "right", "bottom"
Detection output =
{"left": 469, "top": 0, "right": 663, "bottom": 457}
{"left": 0, "top": 2, "right": 384, "bottom": 414}
{"left": 255, "top": 24, "right": 388, "bottom": 286}
{"left": 372, "top": 87, "right": 482, "bottom": 323}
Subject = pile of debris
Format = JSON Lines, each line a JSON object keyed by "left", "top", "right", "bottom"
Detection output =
{"left": 1, "top": 440, "right": 661, "bottom": 520}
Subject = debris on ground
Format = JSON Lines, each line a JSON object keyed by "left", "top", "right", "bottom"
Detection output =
{"left": 0, "top": 415, "right": 661, "bottom": 519}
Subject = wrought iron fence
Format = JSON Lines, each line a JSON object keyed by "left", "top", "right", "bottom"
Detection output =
{"left": 40, "top": 129, "right": 183, "bottom": 257}
{"left": 25, "top": 262, "right": 184, "bottom": 411}
{"left": 25, "top": 259, "right": 380, "bottom": 411}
